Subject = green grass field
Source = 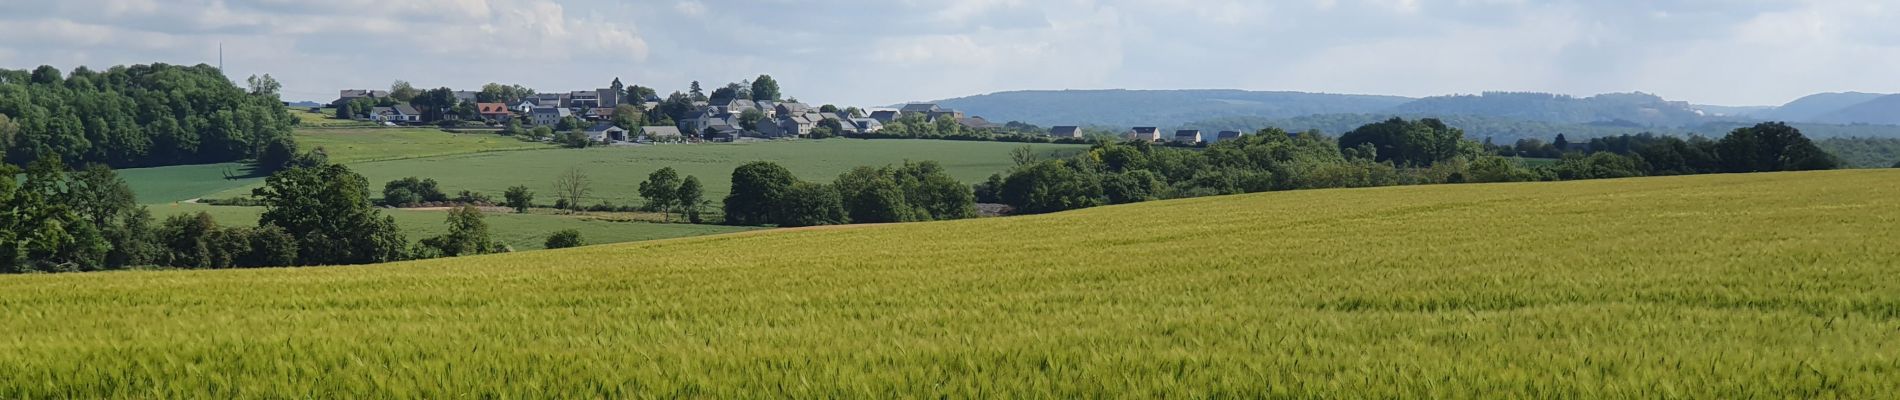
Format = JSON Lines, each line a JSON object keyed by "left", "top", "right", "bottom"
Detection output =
{"left": 116, "top": 162, "right": 263, "bottom": 204}
{"left": 290, "top": 108, "right": 379, "bottom": 128}
{"left": 6, "top": 169, "right": 1897, "bottom": 397}
{"left": 207, "top": 139, "right": 1085, "bottom": 203}
{"left": 147, "top": 203, "right": 755, "bottom": 251}
{"left": 294, "top": 128, "right": 551, "bottom": 164}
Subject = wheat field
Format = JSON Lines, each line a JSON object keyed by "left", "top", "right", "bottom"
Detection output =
{"left": 2, "top": 169, "right": 1897, "bottom": 398}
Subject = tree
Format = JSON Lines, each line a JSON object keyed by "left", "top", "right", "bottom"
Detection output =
{"left": 411, "top": 87, "right": 458, "bottom": 122}
{"left": 775, "top": 182, "right": 845, "bottom": 227}
{"left": 689, "top": 81, "right": 707, "bottom": 101}
{"left": 560, "top": 129, "right": 593, "bottom": 148}
{"left": 478, "top": 83, "right": 535, "bottom": 103}
{"left": 820, "top": 104, "right": 840, "bottom": 113}
{"left": 254, "top": 164, "right": 409, "bottom": 265}
{"left": 1554, "top": 134, "right": 1571, "bottom": 152}
{"left": 611, "top": 105, "right": 645, "bottom": 130}
{"left": 553, "top": 166, "right": 592, "bottom": 211}
{"left": 0, "top": 114, "right": 19, "bottom": 156}
{"left": 738, "top": 108, "right": 767, "bottom": 131}
{"left": 2, "top": 63, "right": 295, "bottom": 168}
{"left": 421, "top": 206, "right": 506, "bottom": 257}
{"left": 751, "top": 75, "right": 781, "bottom": 101}
{"left": 556, "top": 116, "right": 583, "bottom": 132}
{"left": 390, "top": 80, "right": 421, "bottom": 102}
{"left": 246, "top": 74, "right": 281, "bottom": 96}
{"left": 677, "top": 176, "right": 706, "bottom": 223}
{"left": 256, "top": 136, "right": 300, "bottom": 172}
{"left": 639, "top": 167, "right": 684, "bottom": 222}
{"left": 504, "top": 185, "right": 534, "bottom": 213}
{"left": 382, "top": 177, "right": 448, "bottom": 207}
{"left": 610, "top": 77, "right": 626, "bottom": 103}
{"left": 1716, "top": 122, "right": 1839, "bottom": 173}
{"left": 1011, "top": 145, "right": 1042, "bottom": 166}
{"left": 724, "top": 161, "right": 796, "bottom": 225}
{"left": 836, "top": 167, "right": 912, "bottom": 223}
{"left": 1001, "top": 160, "right": 1103, "bottom": 214}
{"left": 545, "top": 230, "right": 584, "bottom": 249}
{"left": 1338, "top": 118, "right": 1469, "bottom": 167}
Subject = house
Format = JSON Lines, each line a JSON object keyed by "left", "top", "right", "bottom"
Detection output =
{"left": 531, "top": 93, "right": 568, "bottom": 108}
{"left": 333, "top": 89, "right": 388, "bottom": 107}
{"left": 711, "top": 98, "right": 759, "bottom": 115}
{"left": 1172, "top": 130, "right": 1204, "bottom": 144}
{"left": 530, "top": 107, "right": 574, "bottom": 126}
{"left": 640, "top": 126, "right": 684, "bottom": 142}
{"left": 1048, "top": 126, "right": 1083, "bottom": 138}
{"left": 584, "top": 108, "right": 616, "bottom": 121}
{"left": 368, "top": 105, "right": 421, "bottom": 123}
{"left": 596, "top": 88, "right": 620, "bottom": 109}
{"left": 957, "top": 116, "right": 998, "bottom": 129}
{"left": 1127, "top": 127, "right": 1163, "bottom": 142}
{"left": 568, "top": 91, "right": 602, "bottom": 108}
{"left": 899, "top": 103, "right": 940, "bottom": 115}
{"left": 775, "top": 102, "right": 812, "bottom": 117}
{"left": 511, "top": 99, "right": 539, "bottom": 114}
{"left": 756, "top": 100, "right": 779, "bottom": 117}
{"left": 850, "top": 118, "right": 884, "bottom": 133}
{"left": 869, "top": 110, "right": 900, "bottom": 124}
{"left": 477, "top": 103, "right": 512, "bottom": 123}
{"left": 896, "top": 103, "right": 965, "bottom": 122}
{"left": 585, "top": 123, "right": 630, "bottom": 143}
{"left": 1215, "top": 131, "right": 1244, "bottom": 143}
{"left": 928, "top": 110, "right": 967, "bottom": 122}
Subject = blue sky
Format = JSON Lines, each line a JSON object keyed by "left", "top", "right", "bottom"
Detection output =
{"left": 2, "top": 0, "right": 1896, "bottom": 107}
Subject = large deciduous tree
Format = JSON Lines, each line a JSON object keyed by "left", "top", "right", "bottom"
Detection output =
{"left": 639, "top": 167, "right": 683, "bottom": 222}
{"left": 724, "top": 161, "right": 796, "bottom": 225}
{"left": 253, "top": 164, "right": 409, "bottom": 265}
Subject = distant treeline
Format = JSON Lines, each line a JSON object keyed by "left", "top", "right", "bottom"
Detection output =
{"left": 0, "top": 64, "right": 296, "bottom": 168}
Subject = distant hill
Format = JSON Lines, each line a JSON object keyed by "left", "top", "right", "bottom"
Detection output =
{"left": 1810, "top": 94, "right": 1900, "bottom": 125}
{"left": 1179, "top": 113, "right": 1900, "bottom": 143}
{"left": 1756, "top": 92, "right": 1889, "bottom": 122}
{"left": 924, "top": 90, "right": 1412, "bottom": 127}
{"left": 1387, "top": 92, "right": 1717, "bottom": 127}
{"left": 1692, "top": 104, "right": 1774, "bottom": 118}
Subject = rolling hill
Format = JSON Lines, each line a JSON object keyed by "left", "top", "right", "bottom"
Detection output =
{"left": 1757, "top": 92, "right": 1891, "bottom": 122}
{"left": 1811, "top": 94, "right": 1900, "bottom": 125}
{"left": 925, "top": 89, "right": 1413, "bottom": 127}
{"left": 4, "top": 169, "right": 1897, "bottom": 397}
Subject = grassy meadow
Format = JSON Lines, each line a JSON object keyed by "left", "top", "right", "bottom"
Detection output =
{"left": 116, "top": 162, "right": 263, "bottom": 204}
{"left": 294, "top": 127, "right": 552, "bottom": 164}
{"left": 4, "top": 169, "right": 1897, "bottom": 397}
{"left": 205, "top": 138, "right": 1085, "bottom": 202}
{"left": 147, "top": 203, "right": 755, "bottom": 251}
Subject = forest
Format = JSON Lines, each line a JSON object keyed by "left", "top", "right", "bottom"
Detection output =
{"left": 0, "top": 64, "right": 296, "bottom": 168}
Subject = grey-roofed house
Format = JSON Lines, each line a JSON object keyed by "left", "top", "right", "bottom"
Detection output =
{"left": 1048, "top": 126, "right": 1083, "bottom": 138}
{"left": 1172, "top": 130, "right": 1204, "bottom": 145}
{"left": 957, "top": 116, "right": 997, "bottom": 129}
{"left": 850, "top": 118, "right": 884, "bottom": 133}
{"left": 775, "top": 102, "right": 812, "bottom": 116}
{"left": 640, "top": 126, "right": 684, "bottom": 142}
{"left": 531, "top": 93, "right": 568, "bottom": 108}
{"left": 899, "top": 103, "right": 940, "bottom": 114}
{"left": 512, "top": 99, "right": 539, "bottom": 114}
{"left": 585, "top": 123, "right": 630, "bottom": 143}
{"left": 1127, "top": 127, "right": 1163, "bottom": 142}
{"left": 1215, "top": 130, "right": 1244, "bottom": 143}
{"left": 368, "top": 105, "right": 421, "bottom": 123}
{"left": 530, "top": 107, "right": 573, "bottom": 126}
{"left": 869, "top": 110, "right": 900, "bottom": 124}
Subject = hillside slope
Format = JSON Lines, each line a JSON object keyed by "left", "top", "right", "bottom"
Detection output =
{"left": 4, "top": 170, "right": 1899, "bottom": 397}
{"left": 927, "top": 89, "right": 1412, "bottom": 127}
{"left": 1811, "top": 94, "right": 1900, "bottom": 125}
{"left": 1759, "top": 92, "right": 1890, "bottom": 122}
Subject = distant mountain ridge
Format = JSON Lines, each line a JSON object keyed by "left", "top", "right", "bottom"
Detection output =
{"left": 920, "top": 89, "right": 1900, "bottom": 137}
{"left": 924, "top": 89, "right": 1412, "bottom": 127}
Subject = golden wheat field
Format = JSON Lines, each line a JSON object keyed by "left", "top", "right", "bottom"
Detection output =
{"left": 2, "top": 169, "right": 1897, "bottom": 398}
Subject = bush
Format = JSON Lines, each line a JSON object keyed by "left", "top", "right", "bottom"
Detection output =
{"left": 545, "top": 230, "right": 585, "bottom": 249}
{"left": 382, "top": 177, "right": 447, "bottom": 207}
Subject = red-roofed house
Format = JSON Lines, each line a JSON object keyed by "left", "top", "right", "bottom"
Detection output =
{"left": 477, "top": 103, "right": 512, "bottom": 123}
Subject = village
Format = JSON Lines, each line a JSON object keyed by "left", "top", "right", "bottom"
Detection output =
{"left": 326, "top": 81, "right": 1249, "bottom": 146}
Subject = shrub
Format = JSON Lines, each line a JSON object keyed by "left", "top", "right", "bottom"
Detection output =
{"left": 545, "top": 230, "right": 584, "bottom": 249}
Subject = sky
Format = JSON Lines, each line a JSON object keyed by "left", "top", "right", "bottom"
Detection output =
{"left": 2, "top": 0, "right": 1897, "bottom": 107}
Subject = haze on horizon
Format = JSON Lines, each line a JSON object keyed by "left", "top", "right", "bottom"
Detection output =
{"left": 1, "top": 0, "right": 1895, "bottom": 107}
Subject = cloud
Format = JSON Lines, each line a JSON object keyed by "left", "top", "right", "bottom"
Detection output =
{"left": 3, "top": 0, "right": 1897, "bottom": 107}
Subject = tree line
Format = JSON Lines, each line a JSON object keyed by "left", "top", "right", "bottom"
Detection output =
{"left": 979, "top": 120, "right": 1844, "bottom": 215}
{"left": 0, "top": 64, "right": 297, "bottom": 168}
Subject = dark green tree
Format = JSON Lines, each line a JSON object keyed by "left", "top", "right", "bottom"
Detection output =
{"left": 421, "top": 206, "right": 506, "bottom": 257}
{"left": 724, "top": 161, "right": 796, "bottom": 225}
{"left": 504, "top": 185, "right": 534, "bottom": 213}
{"left": 1716, "top": 122, "right": 1839, "bottom": 173}
{"left": 545, "top": 229, "right": 585, "bottom": 249}
{"left": 639, "top": 167, "right": 683, "bottom": 222}
{"left": 775, "top": 182, "right": 845, "bottom": 227}
{"left": 676, "top": 176, "right": 706, "bottom": 223}
{"left": 751, "top": 75, "right": 781, "bottom": 101}
{"left": 254, "top": 164, "right": 410, "bottom": 265}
